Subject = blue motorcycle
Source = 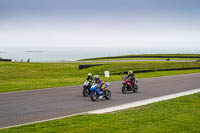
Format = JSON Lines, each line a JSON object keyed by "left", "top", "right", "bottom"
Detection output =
{"left": 90, "top": 83, "right": 111, "bottom": 101}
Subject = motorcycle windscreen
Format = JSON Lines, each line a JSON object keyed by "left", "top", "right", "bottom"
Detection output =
{"left": 90, "top": 85, "right": 97, "bottom": 91}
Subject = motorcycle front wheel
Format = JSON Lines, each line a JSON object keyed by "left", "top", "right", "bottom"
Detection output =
{"left": 90, "top": 92, "right": 98, "bottom": 101}
{"left": 122, "top": 86, "right": 127, "bottom": 94}
{"left": 82, "top": 87, "right": 90, "bottom": 97}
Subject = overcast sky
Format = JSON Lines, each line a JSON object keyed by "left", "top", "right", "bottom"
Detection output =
{"left": 0, "top": 0, "right": 200, "bottom": 50}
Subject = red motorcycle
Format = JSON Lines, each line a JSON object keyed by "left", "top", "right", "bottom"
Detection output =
{"left": 122, "top": 76, "right": 138, "bottom": 94}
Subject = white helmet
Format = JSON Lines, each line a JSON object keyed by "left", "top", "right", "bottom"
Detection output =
{"left": 88, "top": 73, "right": 92, "bottom": 76}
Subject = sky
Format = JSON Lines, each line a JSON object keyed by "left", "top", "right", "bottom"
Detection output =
{"left": 0, "top": 0, "right": 200, "bottom": 51}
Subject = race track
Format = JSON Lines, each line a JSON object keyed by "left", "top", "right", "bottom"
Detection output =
{"left": 0, "top": 73, "right": 200, "bottom": 128}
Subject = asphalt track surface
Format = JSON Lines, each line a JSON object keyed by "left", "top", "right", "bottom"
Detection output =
{"left": 0, "top": 73, "right": 200, "bottom": 128}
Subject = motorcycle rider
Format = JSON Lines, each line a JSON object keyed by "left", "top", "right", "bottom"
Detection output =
{"left": 86, "top": 73, "right": 93, "bottom": 84}
{"left": 127, "top": 70, "right": 136, "bottom": 88}
{"left": 93, "top": 75, "right": 104, "bottom": 89}
{"left": 82, "top": 73, "right": 93, "bottom": 96}
{"left": 93, "top": 75, "right": 104, "bottom": 98}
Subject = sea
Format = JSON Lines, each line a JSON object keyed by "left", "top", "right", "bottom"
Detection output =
{"left": 0, "top": 47, "right": 199, "bottom": 62}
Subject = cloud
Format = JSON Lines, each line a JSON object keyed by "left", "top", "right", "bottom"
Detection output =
{"left": 0, "top": 0, "right": 200, "bottom": 50}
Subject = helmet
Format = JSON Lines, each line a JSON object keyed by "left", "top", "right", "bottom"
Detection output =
{"left": 87, "top": 73, "right": 92, "bottom": 79}
{"left": 128, "top": 70, "right": 133, "bottom": 75}
{"left": 94, "top": 75, "right": 99, "bottom": 81}
{"left": 88, "top": 73, "right": 92, "bottom": 76}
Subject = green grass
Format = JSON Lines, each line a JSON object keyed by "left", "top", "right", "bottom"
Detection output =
{"left": 85, "top": 61, "right": 200, "bottom": 74}
{"left": 0, "top": 62, "right": 84, "bottom": 93}
{"left": 1, "top": 92, "right": 200, "bottom": 133}
{"left": 79, "top": 54, "right": 200, "bottom": 61}
{"left": 0, "top": 61, "right": 200, "bottom": 93}
{"left": 120, "top": 54, "right": 200, "bottom": 57}
{"left": 86, "top": 58, "right": 199, "bottom": 61}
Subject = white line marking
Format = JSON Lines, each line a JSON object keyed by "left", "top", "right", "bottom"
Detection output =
{"left": 88, "top": 88, "right": 200, "bottom": 114}
{"left": 0, "top": 88, "right": 200, "bottom": 130}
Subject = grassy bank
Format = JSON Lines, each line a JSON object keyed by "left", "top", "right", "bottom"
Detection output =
{"left": 0, "top": 61, "right": 200, "bottom": 93}
{"left": 1, "top": 92, "right": 200, "bottom": 133}
{"left": 79, "top": 54, "right": 200, "bottom": 61}
{"left": 84, "top": 61, "right": 200, "bottom": 74}
{"left": 85, "top": 57, "right": 199, "bottom": 61}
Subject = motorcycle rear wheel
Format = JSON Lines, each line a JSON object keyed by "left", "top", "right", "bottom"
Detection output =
{"left": 104, "top": 90, "right": 111, "bottom": 99}
{"left": 133, "top": 84, "right": 138, "bottom": 92}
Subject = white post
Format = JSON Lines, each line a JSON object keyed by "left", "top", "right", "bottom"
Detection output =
{"left": 104, "top": 71, "right": 110, "bottom": 78}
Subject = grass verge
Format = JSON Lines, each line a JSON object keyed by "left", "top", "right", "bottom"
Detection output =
{"left": 0, "top": 61, "right": 200, "bottom": 93}
{"left": 1, "top": 92, "right": 200, "bottom": 133}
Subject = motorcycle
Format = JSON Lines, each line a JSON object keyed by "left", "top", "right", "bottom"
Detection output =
{"left": 90, "top": 83, "right": 111, "bottom": 101}
{"left": 82, "top": 81, "right": 92, "bottom": 97}
{"left": 122, "top": 76, "right": 138, "bottom": 94}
